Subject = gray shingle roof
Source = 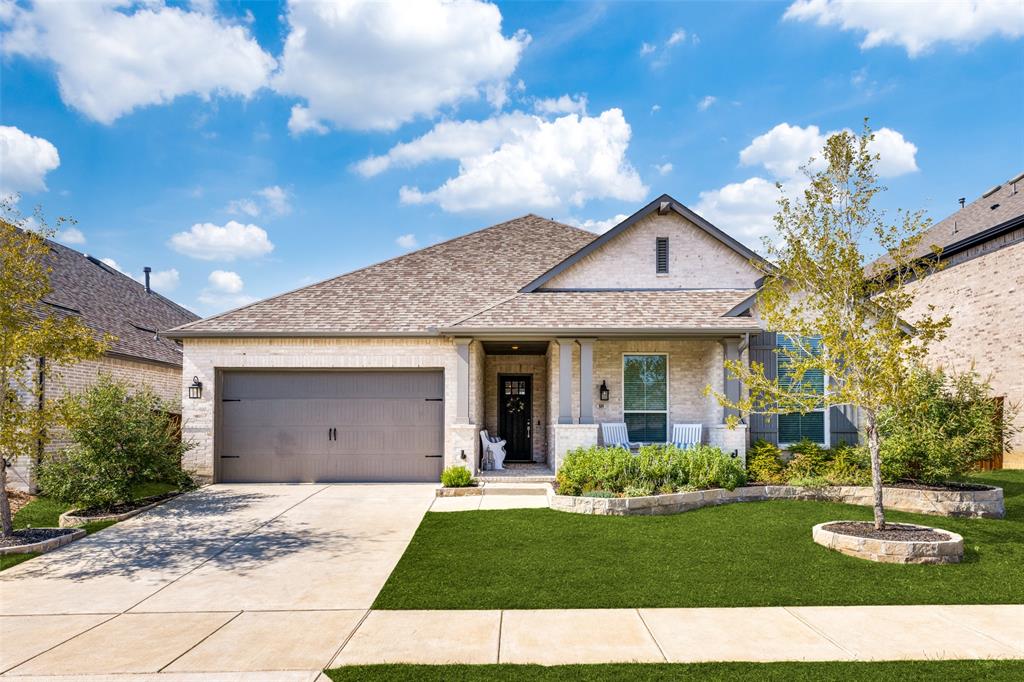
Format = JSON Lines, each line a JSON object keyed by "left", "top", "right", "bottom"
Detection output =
{"left": 442, "top": 290, "right": 762, "bottom": 332}
{"left": 42, "top": 239, "right": 199, "bottom": 366}
{"left": 168, "top": 215, "right": 598, "bottom": 336}
{"left": 871, "top": 172, "right": 1024, "bottom": 274}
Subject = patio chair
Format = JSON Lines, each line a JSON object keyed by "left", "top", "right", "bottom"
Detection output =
{"left": 671, "top": 423, "right": 703, "bottom": 450}
{"left": 479, "top": 430, "right": 506, "bottom": 470}
{"left": 600, "top": 422, "right": 636, "bottom": 450}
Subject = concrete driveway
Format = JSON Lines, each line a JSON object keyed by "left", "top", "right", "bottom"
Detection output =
{"left": 0, "top": 483, "right": 436, "bottom": 679}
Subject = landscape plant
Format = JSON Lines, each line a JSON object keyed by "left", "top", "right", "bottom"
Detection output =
{"left": 877, "top": 365, "right": 1017, "bottom": 485}
{"left": 707, "top": 122, "right": 950, "bottom": 529}
{"left": 0, "top": 204, "right": 106, "bottom": 537}
{"left": 745, "top": 439, "right": 785, "bottom": 483}
{"left": 36, "top": 376, "right": 193, "bottom": 511}
{"left": 440, "top": 465, "right": 474, "bottom": 488}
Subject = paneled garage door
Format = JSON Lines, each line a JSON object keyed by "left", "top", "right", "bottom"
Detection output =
{"left": 219, "top": 370, "right": 444, "bottom": 483}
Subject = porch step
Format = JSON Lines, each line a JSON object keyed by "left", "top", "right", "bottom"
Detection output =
{"left": 476, "top": 474, "right": 556, "bottom": 484}
{"left": 480, "top": 482, "right": 552, "bottom": 496}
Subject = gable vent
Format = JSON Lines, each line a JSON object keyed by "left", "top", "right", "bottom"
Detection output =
{"left": 656, "top": 237, "right": 669, "bottom": 274}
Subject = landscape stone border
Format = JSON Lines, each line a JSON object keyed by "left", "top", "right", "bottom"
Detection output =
{"left": 58, "top": 493, "right": 179, "bottom": 528}
{"left": 436, "top": 485, "right": 484, "bottom": 497}
{"left": 549, "top": 484, "right": 1004, "bottom": 518}
{"left": 812, "top": 521, "right": 963, "bottom": 564}
{"left": 0, "top": 528, "right": 85, "bottom": 556}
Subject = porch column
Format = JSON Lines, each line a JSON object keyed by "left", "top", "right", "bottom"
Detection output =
{"left": 721, "top": 337, "right": 741, "bottom": 422}
{"left": 454, "top": 338, "right": 471, "bottom": 424}
{"left": 557, "top": 338, "right": 574, "bottom": 424}
{"left": 578, "top": 338, "right": 595, "bottom": 424}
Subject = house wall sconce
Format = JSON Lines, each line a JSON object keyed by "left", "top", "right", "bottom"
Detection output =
{"left": 599, "top": 380, "right": 610, "bottom": 402}
{"left": 188, "top": 376, "right": 203, "bottom": 400}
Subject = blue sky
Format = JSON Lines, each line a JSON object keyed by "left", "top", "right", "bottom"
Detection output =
{"left": 2, "top": 0, "right": 1022, "bottom": 315}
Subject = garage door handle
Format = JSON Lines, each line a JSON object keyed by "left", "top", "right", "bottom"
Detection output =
{"left": 424, "top": 398, "right": 443, "bottom": 402}
{"left": 220, "top": 455, "right": 240, "bottom": 459}
{"left": 424, "top": 455, "right": 442, "bottom": 458}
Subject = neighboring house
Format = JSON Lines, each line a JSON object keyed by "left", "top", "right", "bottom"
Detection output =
{"left": 872, "top": 172, "right": 1024, "bottom": 469}
{"left": 167, "top": 194, "right": 856, "bottom": 485}
{"left": 10, "top": 238, "right": 199, "bottom": 491}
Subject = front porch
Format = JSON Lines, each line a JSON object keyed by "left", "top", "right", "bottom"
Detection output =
{"left": 452, "top": 336, "right": 750, "bottom": 475}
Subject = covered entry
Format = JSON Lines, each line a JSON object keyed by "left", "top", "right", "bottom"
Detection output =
{"left": 218, "top": 370, "right": 444, "bottom": 483}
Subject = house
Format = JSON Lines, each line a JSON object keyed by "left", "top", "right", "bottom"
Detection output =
{"left": 873, "top": 172, "right": 1024, "bottom": 469}
{"left": 10, "top": 238, "right": 200, "bottom": 491}
{"left": 167, "top": 194, "right": 861, "bottom": 484}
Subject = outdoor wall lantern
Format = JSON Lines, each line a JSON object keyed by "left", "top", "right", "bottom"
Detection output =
{"left": 599, "top": 380, "right": 610, "bottom": 402}
{"left": 188, "top": 376, "right": 203, "bottom": 400}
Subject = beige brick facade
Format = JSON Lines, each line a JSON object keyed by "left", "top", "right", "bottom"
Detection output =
{"left": 904, "top": 234, "right": 1024, "bottom": 468}
{"left": 545, "top": 212, "right": 761, "bottom": 290}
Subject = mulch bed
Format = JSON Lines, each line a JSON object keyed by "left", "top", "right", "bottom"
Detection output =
{"left": 5, "top": 489, "right": 36, "bottom": 517}
{"left": 888, "top": 481, "right": 994, "bottom": 492}
{"left": 823, "top": 521, "right": 951, "bottom": 542}
{"left": 0, "top": 527, "right": 78, "bottom": 549}
{"left": 70, "top": 492, "right": 178, "bottom": 520}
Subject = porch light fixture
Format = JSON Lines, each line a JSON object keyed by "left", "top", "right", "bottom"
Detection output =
{"left": 599, "top": 380, "right": 610, "bottom": 402}
{"left": 188, "top": 376, "right": 203, "bottom": 400}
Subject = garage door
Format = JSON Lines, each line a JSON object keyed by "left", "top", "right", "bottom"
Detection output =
{"left": 219, "top": 370, "right": 444, "bottom": 483}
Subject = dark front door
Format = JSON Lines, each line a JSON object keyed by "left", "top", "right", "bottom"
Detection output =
{"left": 499, "top": 375, "right": 532, "bottom": 461}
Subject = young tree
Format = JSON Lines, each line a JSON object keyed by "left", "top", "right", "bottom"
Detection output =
{"left": 0, "top": 201, "right": 107, "bottom": 537}
{"left": 708, "top": 122, "right": 950, "bottom": 529}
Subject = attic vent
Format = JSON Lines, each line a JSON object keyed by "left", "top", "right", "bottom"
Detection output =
{"left": 981, "top": 184, "right": 1001, "bottom": 198}
{"left": 42, "top": 300, "right": 81, "bottom": 315}
{"left": 656, "top": 237, "right": 669, "bottom": 274}
{"left": 131, "top": 323, "right": 158, "bottom": 334}
{"left": 1009, "top": 171, "right": 1024, "bottom": 185}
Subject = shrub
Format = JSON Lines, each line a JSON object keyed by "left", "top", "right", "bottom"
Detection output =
{"left": 36, "top": 376, "right": 193, "bottom": 510}
{"left": 745, "top": 439, "right": 785, "bottom": 483}
{"left": 440, "top": 465, "right": 474, "bottom": 488}
{"left": 878, "top": 366, "right": 1016, "bottom": 484}
{"left": 556, "top": 444, "right": 746, "bottom": 496}
{"left": 821, "top": 445, "right": 871, "bottom": 486}
{"left": 784, "top": 439, "right": 830, "bottom": 481}
{"left": 581, "top": 490, "right": 616, "bottom": 498}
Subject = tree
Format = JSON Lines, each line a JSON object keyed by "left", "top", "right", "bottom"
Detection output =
{"left": 707, "top": 122, "right": 950, "bottom": 529}
{"left": 0, "top": 201, "right": 107, "bottom": 537}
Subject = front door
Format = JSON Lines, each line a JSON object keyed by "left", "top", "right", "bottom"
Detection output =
{"left": 499, "top": 375, "right": 532, "bottom": 461}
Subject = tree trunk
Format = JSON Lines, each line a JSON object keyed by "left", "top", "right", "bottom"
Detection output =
{"left": 865, "top": 409, "right": 886, "bottom": 530}
{"left": 0, "top": 455, "right": 13, "bottom": 537}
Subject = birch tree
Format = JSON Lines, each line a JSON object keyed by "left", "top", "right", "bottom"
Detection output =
{"left": 708, "top": 123, "right": 950, "bottom": 529}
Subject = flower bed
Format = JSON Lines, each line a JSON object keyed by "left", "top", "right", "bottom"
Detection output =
{"left": 812, "top": 521, "right": 963, "bottom": 564}
{"left": 549, "top": 483, "right": 1004, "bottom": 518}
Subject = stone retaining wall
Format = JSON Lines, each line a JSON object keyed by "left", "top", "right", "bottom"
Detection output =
{"left": 812, "top": 522, "right": 964, "bottom": 564}
{"left": 549, "top": 484, "right": 1004, "bottom": 518}
{"left": 0, "top": 529, "right": 85, "bottom": 556}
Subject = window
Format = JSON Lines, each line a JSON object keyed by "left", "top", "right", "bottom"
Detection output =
{"left": 623, "top": 354, "right": 668, "bottom": 442}
{"left": 777, "top": 334, "right": 827, "bottom": 445}
{"left": 656, "top": 237, "right": 669, "bottom": 274}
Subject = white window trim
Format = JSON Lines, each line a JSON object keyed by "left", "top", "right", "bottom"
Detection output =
{"left": 776, "top": 334, "right": 830, "bottom": 449}
{"left": 621, "top": 352, "right": 669, "bottom": 443}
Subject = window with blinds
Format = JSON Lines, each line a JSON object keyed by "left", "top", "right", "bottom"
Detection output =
{"left": 623, "top": 354, "right": 667, "bottom": 442}
{"left": 777, "top": 334, "right": 826, "bottom": 445}
{"left": 656, "top": 237, "right": 669, "bottom": 274}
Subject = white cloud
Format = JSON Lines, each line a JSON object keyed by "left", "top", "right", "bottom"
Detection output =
{"left": 148, "top": 268, "right": 180, "bottom": 291}
{"left": 55, "top": 226, "right": 85, "bottom": 245}
{"left": 640, "top": 42, "right": 656, "bottom": 55}
{"left": 0, "top": 125, "right": 60, "bottom": 200}
{"left": 739, "top": 123, "right": 918, "bottom": 179}
{"left": 169, "top": 220, "right": 274, "bottom": 261}
{"left": 567, "top": 213, "right": 629, "bottom": 234}
{"left": 273, "top": 0, "right": 529, "bottom": 132}
{"left": 100, "top": 257, "right": 125, "bottom": 273}
{"left": 395, "top": 233, "right": 419, "bottom": 250}
{"left": 198, "top": 290, "right": 256, "bottom": 309}
{"left": 207, "top": 269, "right": 243, "bottom": 293}
{"left": 654, "top": 162, "right": 673, "bottom": 176}
{"left": 697, "top": 95, "right": 717, "bottom": 111}
{"left": 534, "top": 94, "right": 587, "bottom": 116}
{"left": 226, "top": 185, "right": 292, "bottom": 218}
{"left": 694, "top": 177, "right": 786, "bottom": 248}
{"left": 1, "top": 0, "right": 275, "bottom": 124}
{"left": 396, "top": 109, "right": 648, "bottom": 213}
{"left": 784, "top": 0, "right": 1024, "bottom": 57}
{"left": 650, "top": 104, "right": 661, "bottom": 113}
{"left": 666, "top": 28, "right": 687, "bottom": 46}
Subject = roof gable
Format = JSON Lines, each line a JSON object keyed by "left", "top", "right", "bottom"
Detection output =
{"left": 522, "top": 194, "right": 769, "bottom": 292}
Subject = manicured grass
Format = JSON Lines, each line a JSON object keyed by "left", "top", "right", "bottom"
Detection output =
{"left": 0, "top": 481, "right": 178, "bottom": 571}
{"left": 326, "top": 661, "right": 1024, "bottom": 681}
{"left": 374, "top": 471, "right": 1024, "bottom": 609}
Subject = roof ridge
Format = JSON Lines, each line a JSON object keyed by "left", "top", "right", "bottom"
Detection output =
{"left": 168, "top": 214, "right": 583, "bottom": 334}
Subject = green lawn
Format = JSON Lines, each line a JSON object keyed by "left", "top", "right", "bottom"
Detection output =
{"left": 0, "top": 481, "right": 178, "bottom": 571}
{"left": 326, "top": 661, "right": 1024, "bottom": 681}
{"left": 374, "top": 471, "right": 1024, "bottom": 609}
